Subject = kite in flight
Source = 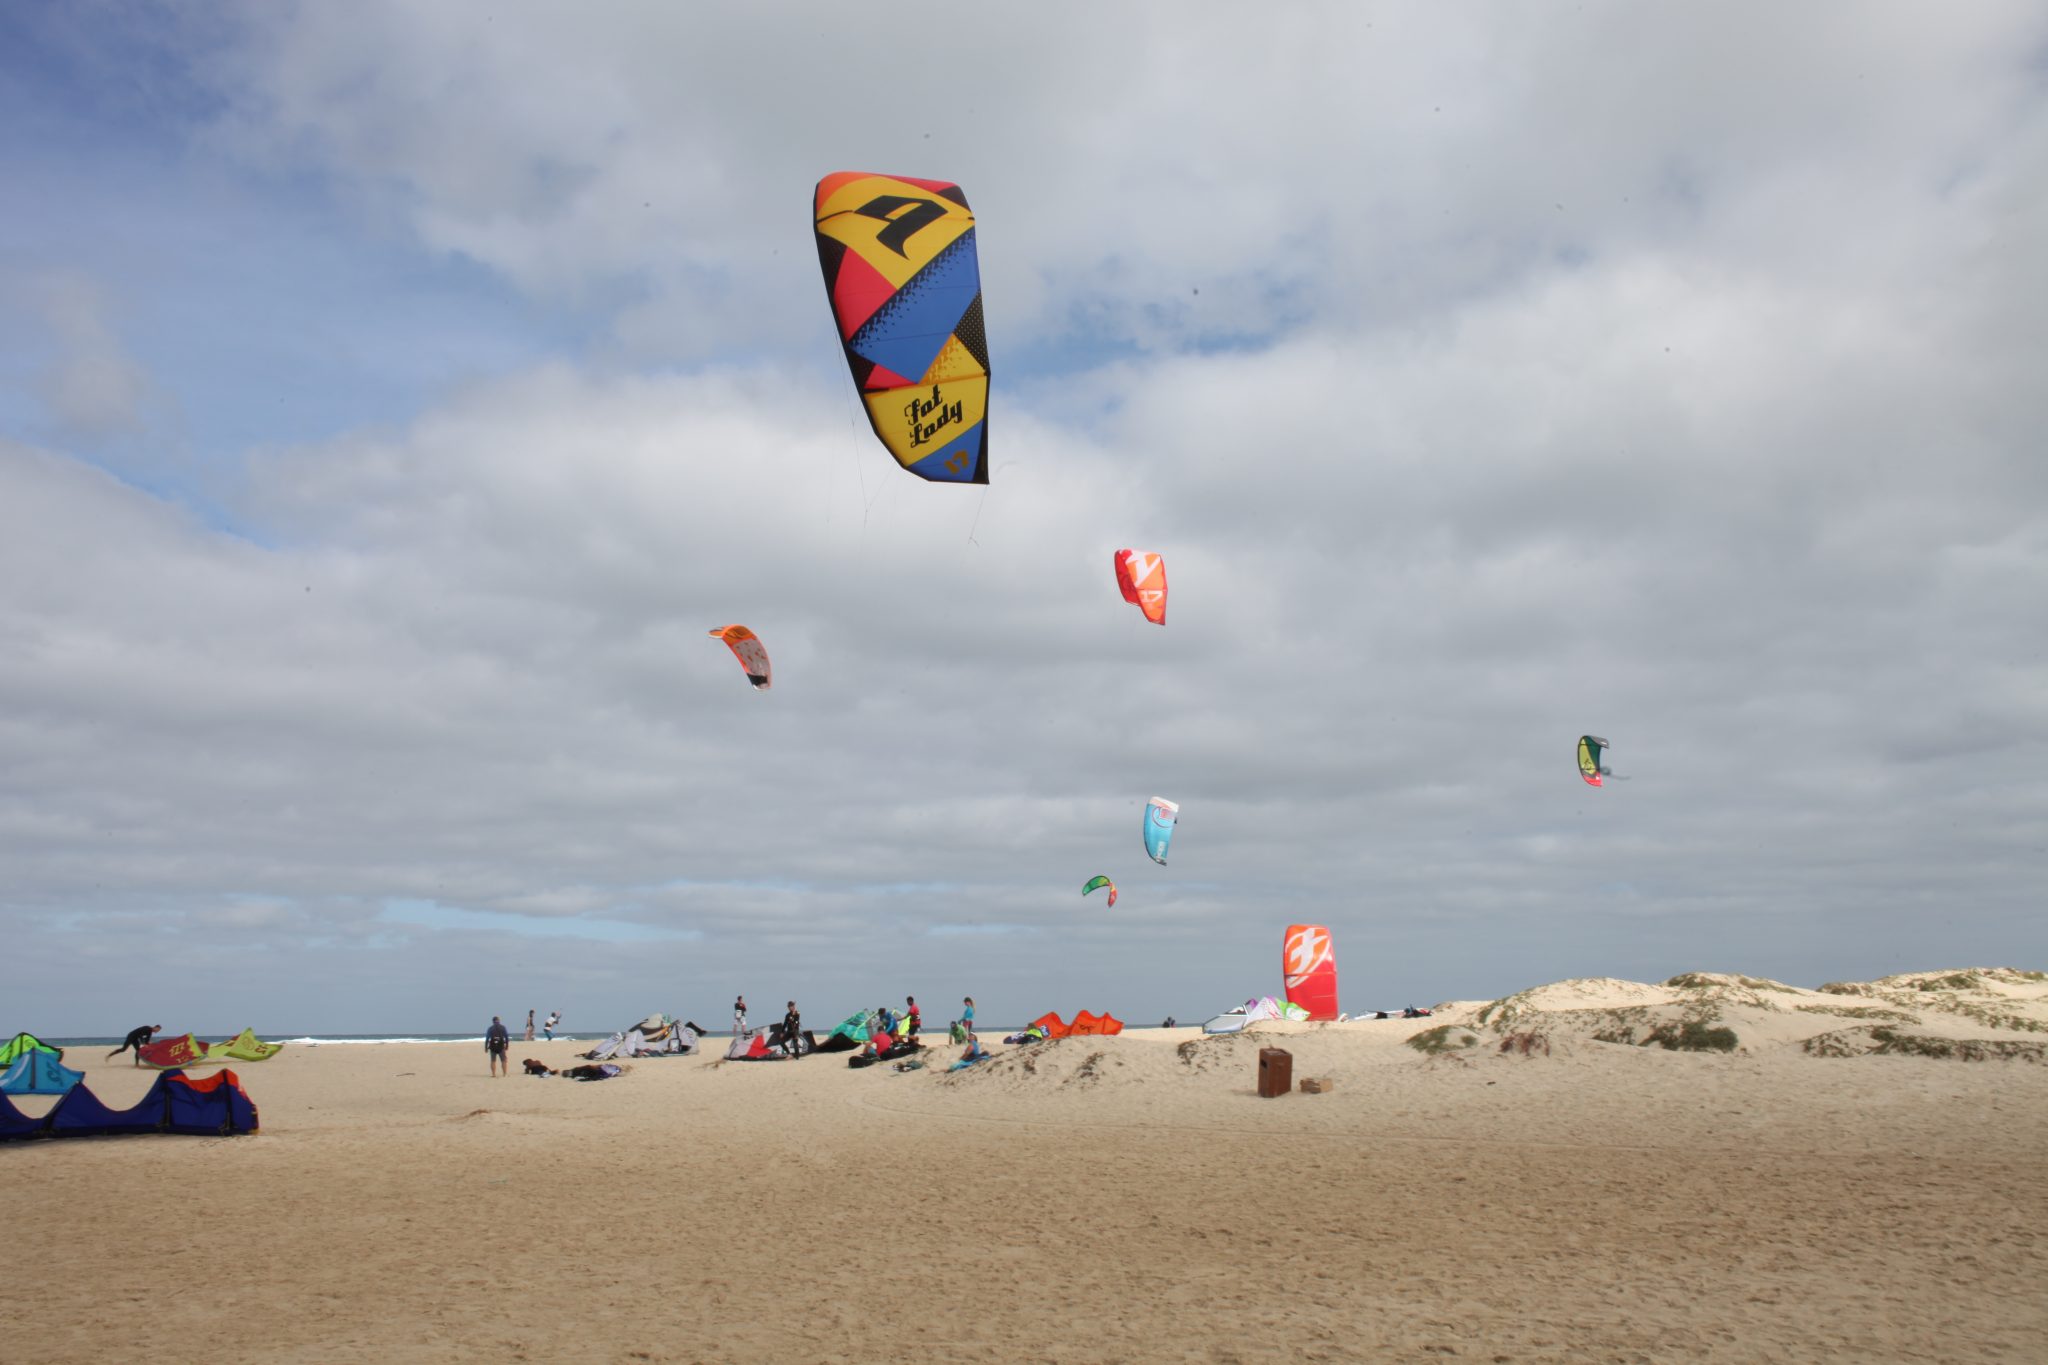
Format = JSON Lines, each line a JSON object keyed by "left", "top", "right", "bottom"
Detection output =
{"left": 709, "top": 626, "right": 771, "bottom": 690}
{"left": 813, "top": 172, "right": 989, "bottom": 483}
{"left": 1082, "top": 875, "right": 1118, "bottom": 908}
{"left": 1113, "top": 549, "right": 1167, "bottom": 625}
{"left": 1577, "top": 735, "right": 1615, "bottom": 786}
{"left": 1143, "top": 796, "right": 1179, "bottom": 865}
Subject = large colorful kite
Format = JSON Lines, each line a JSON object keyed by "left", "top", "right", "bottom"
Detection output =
{"left": 1082, "top": 875, "right": 1118, "bottom": 908}
{"left": 813, "top": 172, "right": 989, "bottom": 483}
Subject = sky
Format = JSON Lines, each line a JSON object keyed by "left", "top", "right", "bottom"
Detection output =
{"left": 3, "top": 2, "right": 2043, "bottom": 1035}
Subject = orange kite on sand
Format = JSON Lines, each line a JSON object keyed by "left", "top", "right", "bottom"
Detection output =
{"left": 1029, "top": 1011, "right": 1125, "bottom": 1039}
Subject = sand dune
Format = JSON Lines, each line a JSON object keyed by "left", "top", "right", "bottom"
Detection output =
{"left": 6, "top": 968, "right": 2045, "bottom": 1362}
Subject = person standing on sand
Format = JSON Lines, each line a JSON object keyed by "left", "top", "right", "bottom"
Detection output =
{"left": 107, "top": 1024, "right": 160, "bottom": 1065}
{"left": 486, "top": 1016, "right": 511, "bottom": 1076}
{"left": 781, "top": 1001, "right": 802, "bottom": 1057}
{"left": 961, "top": 996, "right": 975, "bottom": 1036}
{"left": 543, "top": 1011, "right": 559, "bottom": 1040}
{"left": 524, "top": 1009, "right": 535, "bottom": 1042}
{"left": 733, "top": 996, "right": 747, "bottom": 1038}
{"left": 904, "top": 996, "right": 921, "bottom": 1039}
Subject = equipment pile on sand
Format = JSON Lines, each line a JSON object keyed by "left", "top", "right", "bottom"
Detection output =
{"left": 583, "top": 1015, "right": 704, "bottom": 1060}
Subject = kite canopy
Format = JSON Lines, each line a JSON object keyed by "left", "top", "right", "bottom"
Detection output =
{"left": 3, "top": 1069, "right": 259, "bottom": 1142}
{"left": 814, "top": 172, "right": 989, "bottom": 483}
{"left": 1204, "top": 997, "right": 1302, "bottom": 1033}
{"left": 212, "top": 1029, "right": 283, "bottom": 1062}
{"left": 1029, "top": 1010, "right": 1125, "bottom": 1039}
{"left": 726, "top": 1031, "right": 775, "bottom": 1061}
{"left": 1143, "top": 796, "right": 1179, "bottom": 865}
{"left": 1113, "top": 550, "right": 1168, "bottom": 625}
{"left": 1282, "top": 924, "right": 1340, "bottom": 1021}
{"left": 1578, "top": 735, "right": 1610, "bottom": 787}
{"left": 814, "top": 1011, "right": 875, "bottom": 1053}
{"left": 582, "top": 1018, "right": 699, "bottom": 1061}
{"left": 709, "top": 625, "right": 772, "bottom": 690}
{"left": 0, "top": 1033, "right": 60, "bottom": 1068}
{"left": 1082, "top": 875, "right": 1118, "bottom": 908}
{"left": 137, "top": 1033, "right": 213, "bottom": 1069}
{"left": 0, "top": 1050, "right": 82, "bottom": 1095}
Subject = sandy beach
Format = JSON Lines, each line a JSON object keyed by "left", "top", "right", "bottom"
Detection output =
{"left": 6, "top": 969, "right": 2045, "bottom": 1363}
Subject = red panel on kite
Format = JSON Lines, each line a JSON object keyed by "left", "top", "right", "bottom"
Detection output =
{"left": 830, "top": 250, "right": 896, "bottom": 340}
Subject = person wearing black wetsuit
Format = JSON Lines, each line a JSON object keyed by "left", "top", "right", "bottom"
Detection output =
{"left": 781, "top": 1002, "right": 802, "bottom": 1056}
{"left": 106, "top": 1025, "right": 160, "bottom": 1065}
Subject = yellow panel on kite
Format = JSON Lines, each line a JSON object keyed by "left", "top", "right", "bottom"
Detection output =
{"left": 814, "top": 172, "right": 989, "bottom": 484}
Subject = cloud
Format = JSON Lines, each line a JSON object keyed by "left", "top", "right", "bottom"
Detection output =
{"left": 27, "top": 271, "right": 155, "bottom": 439}
{"left": 189, "top": 3, "right": 2048, "bottom": 359}
{"left": 1, "top": 2, "right": 2043, "bottom": 1031}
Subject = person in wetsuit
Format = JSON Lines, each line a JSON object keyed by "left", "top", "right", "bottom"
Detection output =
{"left": 106, "top": 1024, "right": 160, "bottom": 1065}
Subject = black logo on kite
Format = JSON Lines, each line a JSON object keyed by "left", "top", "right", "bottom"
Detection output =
{"left": 856, "top": 195, "right": 947, "bottom": 257}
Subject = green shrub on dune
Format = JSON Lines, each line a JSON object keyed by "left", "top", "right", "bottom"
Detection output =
{"left": 1406, "top": 1025, "right": 1478, "bottom": 1055}
{"left": 1643, "top": 1020, "right": 1739, "bottom": 1053}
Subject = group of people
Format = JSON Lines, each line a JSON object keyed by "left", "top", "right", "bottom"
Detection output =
{"left": 484, "top": 995, "right": 984, "bottom": 1074}
{"left": 747, "top": 992, "right": 979, "bottom": 1065}
{"left": 855, "top": 995, "right": 922, "bottom": 1058}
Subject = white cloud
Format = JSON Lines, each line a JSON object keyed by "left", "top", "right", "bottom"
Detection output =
{"left": 1, "top": 2, "right": 2043, "bottom": 1031}
{"left": 27, "top": 271, "right": 154, "bottom": 438}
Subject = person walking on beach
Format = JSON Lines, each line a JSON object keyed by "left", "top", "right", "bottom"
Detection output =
{"left": 486, "top": 1016, "right": 511, "bottom": 1077}
{"left": 106, "top": 1024, "right": 160, "bottom": 1065}
{"left": 524, "top": 1009, "right": 535, "bottom": 1042}
{"left": 781, "top": 1001, "right": 802, "bottom": 1057}
{"left": 733, "top": 995, "right": 747, "bottom": 1038}
{"left": 543, "top": 1011, "right": 560, "bottom": 1041}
